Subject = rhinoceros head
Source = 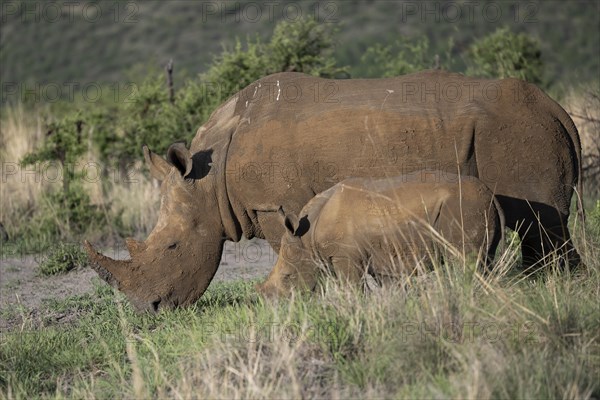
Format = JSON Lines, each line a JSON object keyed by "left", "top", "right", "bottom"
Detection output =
{"left": 85, "top": 143, "right": 225, "bottom": 312}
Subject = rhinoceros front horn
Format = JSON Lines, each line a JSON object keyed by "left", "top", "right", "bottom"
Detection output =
{"left": 84, "top": 240, "right": 131, "bottom": 288}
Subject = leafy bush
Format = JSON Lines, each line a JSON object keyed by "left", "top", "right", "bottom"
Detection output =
{"left": 200, "top": 38, "right": 269, "bottom": 106}
{"left": 361, "top": 36, "right": 454, "bottom": 77}
{"left": 116, "top": 74, "right": 180, "bottom": 163}
{"left": 201, "top": 17, "right": 348, "bottom": 107}
{"left": 38, "top": 242, "right": 88, "bottom": 276}
{"left": 266, "top": 17, "right": 347, "bottom": 78}
{"left": 466, "top": 27, "right": 543, "bottom": 84}
{"left": 588, "top": 200, "right": 600, "bottom": 239}
{"left": 20, "top": 113, "right": 104, "bottom": 242}
{"left": 20, "top": 113, "right": 86, "bottom": 192}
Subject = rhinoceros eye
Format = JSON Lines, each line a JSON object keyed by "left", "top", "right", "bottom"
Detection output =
{"left": 167, "top": 242, "right": 178, "bottom": 250}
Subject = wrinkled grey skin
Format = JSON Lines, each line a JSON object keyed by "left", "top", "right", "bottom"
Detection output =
{"left": 86, "top": 70, "right": 583, "bottom": 312}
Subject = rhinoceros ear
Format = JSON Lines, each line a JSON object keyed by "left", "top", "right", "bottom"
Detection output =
{"left": 143, "top": 145, "right": 171, "bottom": 181}
{"left": 167, "top": 142, "right": 193, "bottom": 178}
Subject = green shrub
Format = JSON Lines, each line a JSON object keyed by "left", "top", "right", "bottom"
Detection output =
{"left": 20, "top": 113, "right": 86, "bottom": 192}
{"left": 266, "top": 17, "right": 347, "bottom": 78}
{"left": 361, "top": 36, "right": 454, "bottom": 77}
{"left": 201, "top": 17, "right": 348, "bottom": 106}
{"left": 587, "top": 200, "right": 600, "bottom": 239}
{"left": 20, "top": 113, "right": 104, "bottom": 243}
{"left": 201, "top": 38, "right": 269, "bottom": 106}
{"left": 466, "top": 27, "right": 543, "bottom": 85}
{"left": 38, "top": 242, "right": 88, "bottom": 276}
{"left": 116, "top": 74, "right": 181, "bottom": 162}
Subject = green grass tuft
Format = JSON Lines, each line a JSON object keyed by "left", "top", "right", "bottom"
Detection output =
{"left": 38, "top": 242, "right": 89, "bottom": 276}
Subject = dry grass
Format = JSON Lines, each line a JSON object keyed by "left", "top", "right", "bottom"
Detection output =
{"left": 0, "top": 105, "right": 48, "bottom": 231}
{"left": 83, "top": 158, "right": 159, "bottom": 240}
{"left": 0, "top": 105, "right": 159, "bottom": 244}
{"left": 564, "top": 84, "right": 600, "bottom": 198}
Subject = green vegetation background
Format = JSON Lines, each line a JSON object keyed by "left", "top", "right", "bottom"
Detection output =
{"left": 1, "top": 0, "right": 598, "bottom": 91}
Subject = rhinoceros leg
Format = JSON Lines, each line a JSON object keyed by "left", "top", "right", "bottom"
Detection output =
{"left": 256, "top": 211, "right": 284, "bottom": 253}
{"left": 519, "top": 224, "right": 581, "bottom": 271}
{"left": 506, "top": 199, "right": 582, "bottom": 270}
{"left": 330, "top": 256, "right": 364, "bottom": 285}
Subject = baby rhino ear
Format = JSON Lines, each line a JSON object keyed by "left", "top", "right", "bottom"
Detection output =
{"left": 278, "top": 206, "right": 299, "bottom": 235}
{"left": 277, "top": 206, "right": 309, "bottom": 237}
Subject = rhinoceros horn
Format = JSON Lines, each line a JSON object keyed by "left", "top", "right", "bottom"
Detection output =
{"left": 84, "top": 240, "right": 131, "bottom": 288}
{"left": 125, "top": 237, "right": 147, "bottom": 258}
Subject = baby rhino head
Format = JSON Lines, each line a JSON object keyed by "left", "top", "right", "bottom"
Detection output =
{"left": 256, "top": 207, "right": 317, "bottom": 297}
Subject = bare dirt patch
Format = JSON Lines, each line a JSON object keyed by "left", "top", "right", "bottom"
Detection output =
{"left": 0, "top": 239, "right": 275, "bottom": 331}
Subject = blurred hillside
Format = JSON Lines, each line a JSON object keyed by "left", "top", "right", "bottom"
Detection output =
{"left": 1, "top": 0, "right": 598, "bottom": 97}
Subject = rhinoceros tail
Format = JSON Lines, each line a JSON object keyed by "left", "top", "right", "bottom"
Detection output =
{"left": 570, "top": 119, "right": 585, "bottom": 224}
{"left": 492, "top": 195, "right": 506, "bottom": 250}
{"left": 554, "top": 99, "right": 586, "bottom": 224}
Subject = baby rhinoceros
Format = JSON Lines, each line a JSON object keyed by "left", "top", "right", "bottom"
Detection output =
{"left": 257, "top": 172, "right": 504, "bottom": 297}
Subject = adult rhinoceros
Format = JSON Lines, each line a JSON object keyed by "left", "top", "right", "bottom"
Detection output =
{"left": 85, "top": 70, "right": 583, "bottom": 312}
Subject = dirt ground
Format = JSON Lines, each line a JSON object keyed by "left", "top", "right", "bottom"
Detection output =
{"left": 0, "top": 239, "right": 275, "bottom": 331}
